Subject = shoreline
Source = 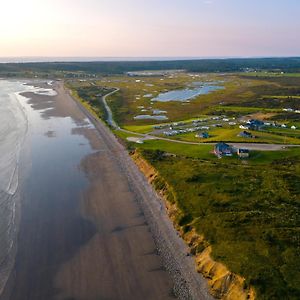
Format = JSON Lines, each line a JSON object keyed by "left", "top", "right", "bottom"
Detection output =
{"left": 66, "top": 83, "right": 213, "bottom": 299}
{"left": 0, "top": 80, "right": 33, "bottom": 297}
{"left": 69, "top": 81, "right": 253, "bottom": 299}
{"left": 1, "top": 79, "right": 197, "bottom": 299}
{"left": 130, "top": 151, "right": 255, "bottom": 300}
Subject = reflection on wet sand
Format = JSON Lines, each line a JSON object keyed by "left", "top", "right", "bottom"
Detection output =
{"left": 1, "top": 80, "right": 174, "bottom": 300}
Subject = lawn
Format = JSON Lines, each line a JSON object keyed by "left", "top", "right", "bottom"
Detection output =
{"left": 169, "top": 127, "right": 300, "bottom": 145}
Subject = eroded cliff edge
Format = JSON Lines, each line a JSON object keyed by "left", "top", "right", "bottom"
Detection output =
{"left": 131, "top": 150, "right": 255, "bottom": 300}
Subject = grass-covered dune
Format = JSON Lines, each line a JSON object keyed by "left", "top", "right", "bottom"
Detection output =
{"left": 139, "top": 147, "right": 300, "bottom": 299}
{"left": 66, "top": 82, "right": 114, "bottom": 120}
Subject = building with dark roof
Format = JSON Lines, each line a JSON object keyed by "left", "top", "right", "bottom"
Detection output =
{"left": 239, "top": 131, "right": 253, "bottom": 138}
{"left": 237, "top": 148, "right": 250, "bottom": 158}
{"left": 247, "top": 119, "right": 264, "bottom": 130}
{"left": 214, "top": 142, "right": 233, "bottom": 157}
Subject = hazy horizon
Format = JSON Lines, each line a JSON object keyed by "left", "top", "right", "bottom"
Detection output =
{"left": 1, "top": 0, "right": 299, "bottom": 57}
{"left": 0, "top": 55, "right": 299, "bottom": 64}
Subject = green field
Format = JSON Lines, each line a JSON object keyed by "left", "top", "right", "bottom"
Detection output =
{"left": 141, "top": 147, "right": 300, "bottom": 300}
{"left": 67, "top": 72, "right": 300, "bottom": 145}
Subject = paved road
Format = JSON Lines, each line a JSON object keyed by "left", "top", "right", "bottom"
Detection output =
{"left": 120, "top": 129, "right": 299, "bottom": 151}
{"left": 99, "top": 91, "right": 299, "bottom": 151}
{"left": 101, "top": 88, "right": 119, "bottom": 129}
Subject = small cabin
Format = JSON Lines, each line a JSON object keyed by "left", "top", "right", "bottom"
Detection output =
{"left": 237, "top": 148, "right": 250, "bottom": 158}
{"left": 214, "top": 142, "right": 233, "bottom": 157}
{"left": 196, "top": 132, "right": 209, "bottom": 139}
{"left": 247, "top": 119, "right": 264, "bottom": 130}
{"left": 239, "top": 131, "right": 252, "bottom": 138}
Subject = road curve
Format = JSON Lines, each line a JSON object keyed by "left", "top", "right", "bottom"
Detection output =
{"left": 101, "top": 88, "right": 119, "bottom": 129}
{"left": 119, "top": 129, "right": 299, "bottom": 151}
{"left": 99, "top": 91, "right": 299, "bottom": 151}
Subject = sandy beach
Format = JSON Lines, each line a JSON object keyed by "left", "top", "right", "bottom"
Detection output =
{"left": 0, "top": 80, "right": 212, "bottom": 300}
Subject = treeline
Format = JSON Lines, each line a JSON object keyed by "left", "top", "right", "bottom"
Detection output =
{"left": 1, "top": 57, "right": 300, "bottom": 75}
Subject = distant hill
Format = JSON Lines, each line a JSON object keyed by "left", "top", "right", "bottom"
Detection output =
{"left": 1, "top": 57, "right": 300, "bottom": 76}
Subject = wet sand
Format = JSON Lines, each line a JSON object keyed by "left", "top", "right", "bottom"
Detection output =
{"left": 1, "top": 81, "right": 212, "bottom": 300}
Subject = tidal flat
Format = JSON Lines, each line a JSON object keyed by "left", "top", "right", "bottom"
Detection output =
{"left": 0, "top": 80, "right": 212, "bottom": 300}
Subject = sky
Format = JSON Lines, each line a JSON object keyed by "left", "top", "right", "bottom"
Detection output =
{"left": 0, "top": 0, "right": 299, "bottom": 58}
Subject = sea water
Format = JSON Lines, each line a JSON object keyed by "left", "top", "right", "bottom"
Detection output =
{"left": 0, "top": 80, "right": 59, "bottom": 293}
{"left": 0, "top": 80, "right": 29, "bottom": 292}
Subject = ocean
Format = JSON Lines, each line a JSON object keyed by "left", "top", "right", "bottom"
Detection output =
{"left": 0, "top": 80, "right": 61, "bottom": 293}
{"left": 0, "top": 80, "right": 30, "bottom": 293}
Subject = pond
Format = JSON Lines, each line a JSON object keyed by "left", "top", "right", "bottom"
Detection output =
{"left": 134, "top": 115, "right": 168, "bottom": 120}
{"left": 152, "top": 82, "right": 224, "bottom": 102}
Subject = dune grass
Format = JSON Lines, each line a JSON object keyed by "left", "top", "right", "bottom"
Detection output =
{"left": 141, "top": 147, "right": 300, "bottom": 300}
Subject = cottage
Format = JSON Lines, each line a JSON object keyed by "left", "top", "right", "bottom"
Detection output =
{"left": 247, "top": 119, "right": 264, "bottom": 130}
{"left": 237, "top": 148, "right": 250, "bottom": 158}
{"left": 239, "top": 131, "right": 252, "bottom": 138}
{"left": 196, "top": 132, "right": 209, "bottom": 139}
{"left": 291, "top": 125, "right": 297, "bottom": 130}
{"left": 239, "top": 125, "right": 250, "bottom": 130}
{"left": 214, "top": 142, "right": 233, "bottom": 157}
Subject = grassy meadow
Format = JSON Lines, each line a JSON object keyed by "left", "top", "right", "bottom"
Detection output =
{"left": 140, "top": 147, "right": 300, "bottom": 300}
{"left": 69, "top": 72, "right": 299, "bottom": 145}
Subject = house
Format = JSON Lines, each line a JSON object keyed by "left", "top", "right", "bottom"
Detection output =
{"left": 239, "top": 125, "right": 250, "bottom": 130}
{"left": 239, "top": 131, "right": 252, "bottom": 138}
{"left": 214, "top": 142, "right": 233, "bottom": 157}
{"left": 196, "top": 132, "right": 209, "bottom": 139}
{"left": 237, "top": 148, "right": 250, "bottom": 158}
{"left": 291, "top": 125, "right": 297, "bottom": 130}
{"left": 247, "top": 119, "right": 264, "bottom": 130}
